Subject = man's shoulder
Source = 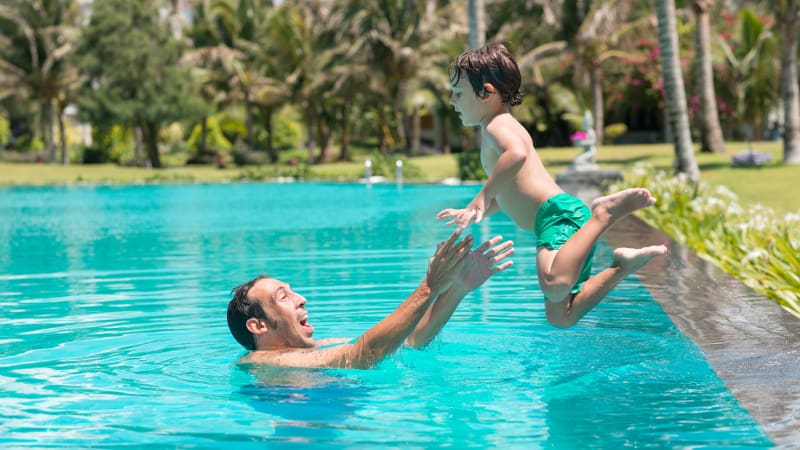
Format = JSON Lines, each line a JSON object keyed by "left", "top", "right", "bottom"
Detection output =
{"left": 239, "top": 340, "right": 353, "bottom": 368}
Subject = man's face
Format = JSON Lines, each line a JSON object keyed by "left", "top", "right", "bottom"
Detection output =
{"left": 450, "top": 74, "right": 487, "bottom": 126}
{"left": 251, "top": 278, "right": 315, "bottom": 349}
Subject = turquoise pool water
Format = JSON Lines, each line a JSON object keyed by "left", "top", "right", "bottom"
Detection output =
{"left": 0, "top": 183, "right": 773, "bottom": 448}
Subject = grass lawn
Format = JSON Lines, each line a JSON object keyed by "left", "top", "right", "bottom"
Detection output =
{"left": 2, "top": 141, "right": 798, "bottom": 213}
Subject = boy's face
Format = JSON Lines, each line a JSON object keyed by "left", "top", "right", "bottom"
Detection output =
{"left": 450, "top": 74, "right": 490, "bottom": 127}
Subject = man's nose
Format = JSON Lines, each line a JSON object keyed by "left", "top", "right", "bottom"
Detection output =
{"left": 296, "top": 295, "right": 307, "bottom": 307}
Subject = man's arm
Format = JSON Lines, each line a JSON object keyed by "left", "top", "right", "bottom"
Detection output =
{"left": 404, "top": 235, "right": 514, "bottom": 349}
{"left": 320, "top": 231, "right": 474, "bottom": 369}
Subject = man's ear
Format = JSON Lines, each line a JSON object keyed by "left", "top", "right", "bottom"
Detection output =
{"left": 246, "top": 317, "right": 270, "bottom": 335}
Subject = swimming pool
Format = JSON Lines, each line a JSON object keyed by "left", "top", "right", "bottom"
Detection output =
{"left": 0, "top": 182, "right": 774, "bottom": 448}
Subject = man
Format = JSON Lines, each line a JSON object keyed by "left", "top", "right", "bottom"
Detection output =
{"left": 227, "top": 231, "right": 514, "bottom": 369}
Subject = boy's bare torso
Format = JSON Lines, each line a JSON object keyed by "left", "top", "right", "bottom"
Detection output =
{"left": 481, "top": 113, "right": 563, "bottom": 231}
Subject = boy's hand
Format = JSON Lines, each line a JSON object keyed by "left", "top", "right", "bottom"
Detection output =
{"left": 457, "top": 236, "right": 514, "bottom": 292}
{"left": 436, "top": 207, "right": 482, "bottom": 232}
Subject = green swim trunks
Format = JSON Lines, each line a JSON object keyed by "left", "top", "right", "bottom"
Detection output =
{"left": 534, "top": 193, "right": 596, "bottom": 296}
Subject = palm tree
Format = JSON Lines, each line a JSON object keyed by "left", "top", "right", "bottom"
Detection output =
{"left": 656, "top": 0, "right": 700, "bottom": 180}
{"left": 347, "top": 0, "right": 446, "bottom": 154}
{"left": 570, "top": 0, "right": 645, "bottom": 144}
{"left": 774, "top": 0, "right": 800, "bottom": 164}
{"left": 691, "top": 0, "right": 726, "bottom": 153}
{"left": 716, "top": 9, "right": 778, "bottom": 142}
{"left": 0, "top": 0, "right": 82, "bottom": 164}
{"left": 468, "top": 0, "right": 485, "bottom": 49}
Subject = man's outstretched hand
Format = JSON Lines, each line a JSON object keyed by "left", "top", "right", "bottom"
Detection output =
{"left": 426, "top": 229, "right": 473, "bottom": 295}
{"left": 457, "top": 235, "right": 514, "bottom": 292}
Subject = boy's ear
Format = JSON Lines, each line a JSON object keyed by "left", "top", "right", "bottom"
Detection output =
{"left": 482, "top": 82, "right": 497, "bottom": 95}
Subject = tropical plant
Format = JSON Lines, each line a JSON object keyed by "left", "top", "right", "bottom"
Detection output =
{"left": 716, "top": 9, "right": 778, "bottom": 141}
{"left": 76, "top": 0, "right": 209, "bottom": 168}
{"left": 0, "top": 0, "right": 83, "bottom": 164}
{"left": 611, "top": 163, "right": 800, "bottom": 319}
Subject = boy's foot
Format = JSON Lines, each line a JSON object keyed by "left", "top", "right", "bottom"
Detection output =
{"left": 612, "top": 245, "right": 668, "bottom": 274}
{"left": 590, "top": 188, "right": 656, "bottom": 226}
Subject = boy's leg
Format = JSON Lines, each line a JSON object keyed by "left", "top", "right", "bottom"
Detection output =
{"left": 537, "top": 188, "right": 655, "bottom": 302}
{"left": 544, "top": 245, "right": 667, "bottom": 328}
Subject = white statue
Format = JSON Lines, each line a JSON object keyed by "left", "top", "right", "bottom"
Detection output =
{"left": 570, "top": 110, "right": 598, "bottom": 171}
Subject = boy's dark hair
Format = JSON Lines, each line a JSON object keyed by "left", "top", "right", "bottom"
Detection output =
{"left": 227, "top": 274, "right": 277, "bottom": 350}
{"left": 451, "top": 42, "right": 522, "bottom": 106}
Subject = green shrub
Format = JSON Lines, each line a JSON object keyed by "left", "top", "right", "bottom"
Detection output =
{"left": 364, "top": 152, "right": 421, "bottom": 179}
{"left": 272, "top": 114, "right": 302, "bottom": 149}
{"left": 457, "top": 147, "right": 487, "bottom": 181}
{"left": 603, "top": 123, "right": 628, "bottom": 144}
{"left": 610, "top": 164, "right": 800, "bottom": 318}
{"left": 82, "top": 146, "right": 111, "bottom": 164}
{"left": 235, "top": 162, "right": 309, "bottom": 181}
{"left": 187, "top": 116, "right": 233, "bottom": 153}
{"left": 0, "top": 115, "right": 10, "bottom": 148}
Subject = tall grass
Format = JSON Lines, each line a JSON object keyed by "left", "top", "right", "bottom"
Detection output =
{"left": 611, "top": 164, "right": 800, "bottom": 318}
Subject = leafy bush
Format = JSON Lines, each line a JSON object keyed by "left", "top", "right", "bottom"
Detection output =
{"left": 457, "top": 147, "right": 487, "bottom": 181}
{"left": 603, "top": 123, "right": 628, "bottom": 144}
{"left": 364, "top": 152, "right": 422, "bottom": 179}
{"left": 187, "top": 116, "right": 232, "bottom": 153}
{"left": 610, "top": 164, "right": 800, "bottom": 318}
{"left": 0, "top": 115, "right": 10, "bottom": 148}
{"left": 272, "top": 114, "right": 302, "bottom": 149}
{"left": 82, "top": 146, "right": 111, "bottom": 164}
{"left": 235, "top": 163, "right": 309, "bottom": 181}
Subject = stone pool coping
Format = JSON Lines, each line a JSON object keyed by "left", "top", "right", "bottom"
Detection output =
{"left": 602, "top": 214, "right": 800, "bottom": 449}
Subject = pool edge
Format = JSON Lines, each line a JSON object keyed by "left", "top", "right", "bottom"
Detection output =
{"left": 602, "top": 214, "right": 800, "bottom": 449}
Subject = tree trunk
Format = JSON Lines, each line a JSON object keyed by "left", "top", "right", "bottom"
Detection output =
{"left": 656, "top": 0, "right": 700, "bottom": 180}
{"left": 43, "top": 100, "right": 55, "bottom": 163}
{"left": 377, "top": 105, "right": 391, "bottom": 155}
{"left": 57, "top": 101, "right": 68, "bottom": 165}
{"left": 316, "top": 119, "right": 331, "bottom": 163}
{"left": 134, "top": 126, "right": 143, "bottom": 165}
{"left": 395, "top": 81, "right": 409, "bottom": 153}
{"left": 244, "top": 91, "right": 254, "bottom": 153}
{"left": 200, "top": 117, "right": 207, "bottom": 154}
{"left": 440, "top": 112, "right": 451, "bottom": 154}
{"left": 468, "top": 0, "right": 485, "bottom": 49}
{"left": 468, "top": 0, "right": 485, "bottom": 149}
{"left": 338, "top": 103, "right": 351, "bottom": 161}
{"left": 263, "top": 106, "right": 277, "bottom": 163}
{"left": 305, "top": 107, "right": 316, "bottom": 164}
{"left": 779, "top": 0, "right": 800, "bottom": 164}
{"left": 142, "top": 122, "right": 162, "bottom": 168}
{"left": 590, "top": 66, "right": 604, "bottom": 144}
{"left": 411, "top": 104, "right": 421, "bottom": 155}
{"left": 692, "top": 0, "right": 726, "bottom": 153}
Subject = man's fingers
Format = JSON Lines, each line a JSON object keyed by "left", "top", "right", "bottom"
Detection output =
{"left": 490, "top": 246, "right": 515, "bottom": 264}
{"left": 492, "top": 260, "right": 514, "bottom": 273}
{"left": 476, "top": 235, "right": 503, "bottom": 253}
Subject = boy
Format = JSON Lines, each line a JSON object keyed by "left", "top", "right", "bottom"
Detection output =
{"left": 438, "top": 43, "right": 667, "bottom": 328}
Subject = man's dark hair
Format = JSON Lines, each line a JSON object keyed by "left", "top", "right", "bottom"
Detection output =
{"left": 227, "top": 275, "right": 277, "bottom": 351}
{"left": 451, "top": 42, "right": 522, "bottom": 106}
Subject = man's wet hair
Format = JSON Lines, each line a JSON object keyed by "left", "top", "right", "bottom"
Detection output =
{"left": 227, "top": 274, "right": 278, "bottom": 350}
{"left": 451, "top": 42, "right": 523, "bottom": 106}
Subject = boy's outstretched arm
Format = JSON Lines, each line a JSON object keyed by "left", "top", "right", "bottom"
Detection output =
{"left": 437, "top": 125, "right": 527, "bottom": 230}
{"left": 404, "top": 235, "right": 514, "bottom": 349}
